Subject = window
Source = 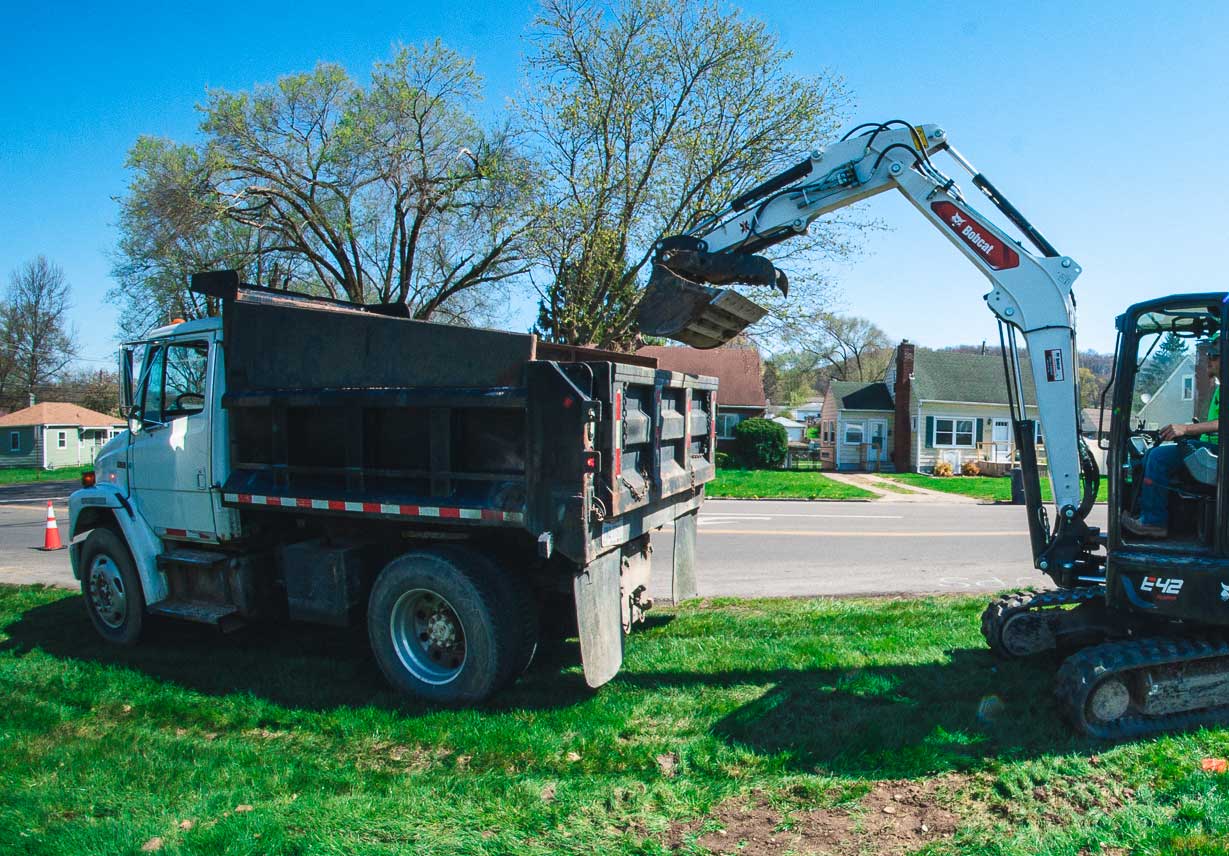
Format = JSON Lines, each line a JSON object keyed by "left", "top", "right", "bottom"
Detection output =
{"left": 910, "top": 415, "right": 918, "bottom": 432}
{"left": 139, "top": 341, "right": 208, "bottom": 426}
{"left": 1183, "top": 375, "right": 1195, "bottom": 401}
{"left": 8, "top": 432, "right": 17, "bottom": 452}
{"left": 717, "top": 412, "right": 743, "bottom": 439}
{"left": 56, "top": 431, "right": 67, "bottom": 449}
{"left": 934, "top": 417, "right": 975, "bottom": 448}
{"left": 843, "top": 422, "right": 865, "bottom": 445}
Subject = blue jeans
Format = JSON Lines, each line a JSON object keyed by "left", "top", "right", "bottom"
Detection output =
{"left": 1138, "top": 440, "right": 1216, "bottom": 527}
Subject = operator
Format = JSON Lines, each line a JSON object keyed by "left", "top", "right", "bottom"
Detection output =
{"left": 1122, "top": 333, "right": 1220, "bottom": 538}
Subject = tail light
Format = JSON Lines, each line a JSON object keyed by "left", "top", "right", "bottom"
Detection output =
{"left": 583, "top": 452, "right": 601, "bottom": 473}
{"left": 81, "top": 471, "right": 96, "bottom": 488}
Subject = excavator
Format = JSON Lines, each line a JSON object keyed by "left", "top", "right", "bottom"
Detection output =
{"left": 638, "top": 120, "right": 1229, "bottom": 738}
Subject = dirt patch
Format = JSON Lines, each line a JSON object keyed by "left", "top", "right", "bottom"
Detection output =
{"left": 667, "top": 777, "right": 963, "bottom": 855}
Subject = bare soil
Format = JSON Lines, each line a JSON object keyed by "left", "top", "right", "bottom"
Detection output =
{"left": 668, "top": 777, "right": 963, "bottom": 855}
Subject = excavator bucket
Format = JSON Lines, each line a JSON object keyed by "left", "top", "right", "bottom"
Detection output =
{"left": 638, "top": 274, "right": 768, "bottom": 350}
{"left": 636, "top": 242, "right": 781, "bottom": 349}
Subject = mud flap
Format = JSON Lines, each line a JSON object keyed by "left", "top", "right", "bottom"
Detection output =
{"left": 574, "top": 550, "right": 624, "bottom": 688}
{"left": 671, "top": 508, "right": 699, "bottom": 602}
{"left": 638, "top": 277, "right": 767, "bottom": 350}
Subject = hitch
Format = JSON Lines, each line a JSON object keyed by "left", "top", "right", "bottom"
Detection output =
{"left": 636, "top": 236, "right": 784, "bottom": 349}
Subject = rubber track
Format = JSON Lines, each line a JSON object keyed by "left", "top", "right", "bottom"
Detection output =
{"left": 980, "top": 586, "right": 1105, "bottom": 657}
{"left": 1056, "top": 635, "right": 1229, "bottom": 739}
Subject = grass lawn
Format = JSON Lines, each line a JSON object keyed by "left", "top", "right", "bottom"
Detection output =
{"left": 0, "top": 465, "right": 92, "bottom": 485}
{"left": 882, "top": 473, "right": 1110, "bottom": 504}
{"left": 709, "top": 468, "right": 875, "bottom": 500}
{"left": 3, "top": 585, "right": 1229, "bottom": 854}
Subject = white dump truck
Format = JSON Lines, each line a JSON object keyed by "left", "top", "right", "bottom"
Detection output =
{"left": 69, "top": 271, "right": 716, "bottom": 704}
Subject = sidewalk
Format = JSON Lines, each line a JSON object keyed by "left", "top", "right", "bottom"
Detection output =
{"left": 821, "top": 471, "right": 980, "bottom": 503}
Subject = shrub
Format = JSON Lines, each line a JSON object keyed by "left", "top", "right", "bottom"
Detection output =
{"left": 933, "top": 460, "right": 954, "bottom": 477}
{"left": 734, "top": 417, "right": 788, "bottom": 468}
{"left": 715, "top": 451, "right": 733, "bottom": 469}
{"left": 961, "top": 460, "right": 981, "bottom": 477}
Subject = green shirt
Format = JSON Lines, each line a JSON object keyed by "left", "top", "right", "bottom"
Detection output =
{"left": 1201, "top": 386, "right": 1220, "bottom": 444}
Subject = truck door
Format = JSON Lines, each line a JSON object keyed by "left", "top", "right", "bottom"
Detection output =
{"left": 129, "top": 338, "right": 216, "bottom": 542}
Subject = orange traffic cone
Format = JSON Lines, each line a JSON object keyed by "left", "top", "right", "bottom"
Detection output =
{"left": 42, "top": 500, "right": 64, "bottom": 551}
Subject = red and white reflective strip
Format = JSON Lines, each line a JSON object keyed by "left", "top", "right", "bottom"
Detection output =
{"left": 222, "top": 493, "right": 523, "bottom": 524}
{"left": 613, "top": 389, "right": 623, "bottom": 476}
{"left": 159, "top": 528, "right": 219, "bottom": 543}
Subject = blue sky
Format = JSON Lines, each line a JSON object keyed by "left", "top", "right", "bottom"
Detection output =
{"left": 1, "top": 0, "right": 1225, "bottom": 364}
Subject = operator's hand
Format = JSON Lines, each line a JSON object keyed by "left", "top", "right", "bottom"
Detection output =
{"left": 1160, "top": 423, "right": 1189, "bottom": 441}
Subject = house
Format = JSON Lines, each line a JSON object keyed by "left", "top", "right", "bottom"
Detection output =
{"left": 818, "top": 341, "right": 1045, "bottom": 473}
{"left": 635, "top": 346, "right": 767, "bottom": 451}
{"left": 770, "top": 415, "right": 806, "bottom": 443}
{"left": 791, "top": 399, "right": 824, "bottom": 422}
{"left": 817, "top": 380, "right": 895, "bottom": 470}
{"left": 0, "top": 403, "right": 125, "bottom": 469}
{"left": 888, "top": 342, "right": 1046, "bottom": 474}
{"left": 1135, "top": 352, "right": 1198, "bottom": 430}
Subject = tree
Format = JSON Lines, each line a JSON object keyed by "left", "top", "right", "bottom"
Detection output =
{"left": 113, "top": 43, "right": 538, "bottom": 329}
{"left": 524, "top": 0, "right": 852, "bottom": 349}
{"left": 1136, "top": 332, "right": 1188, "bottom": 396}
{"left": 1, "top": 257, "right": 77, "bottom": 410}
{"left": 42, "top": 369, "right": 121, "bottom": 417}
{"left": 780, "top": 313, "right": 891, "bottom": 386}
{"left": 733, "top": 417, "right": 787, "bottom": 468}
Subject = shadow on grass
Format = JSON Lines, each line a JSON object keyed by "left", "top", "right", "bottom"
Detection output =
{"left": 0, "top": 593, "right": 596, "bottom": 714}
{"left": 618, "top": 649, "right": 1095, "bottom": 778}
{"left": 3, "top": 592, "right": 1093, "bottom": 777}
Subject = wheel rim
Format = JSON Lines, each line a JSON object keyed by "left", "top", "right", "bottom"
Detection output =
{"left": 87, "top": 554, "right": 127, "bottom": 629}
{"left": 389, "top": 589, "right": 467, "bottom": 685}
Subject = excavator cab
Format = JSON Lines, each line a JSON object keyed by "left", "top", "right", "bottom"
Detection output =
{"left": 1104, "top": 295, "right": 1228, "bottom": 598}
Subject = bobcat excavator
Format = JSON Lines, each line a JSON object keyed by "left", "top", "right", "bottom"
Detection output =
{"left": 638, "top": 120, "right": 1229, "bottom": 738}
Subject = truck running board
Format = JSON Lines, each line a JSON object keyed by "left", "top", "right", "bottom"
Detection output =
{"left": 147, "top": 600, "right": 244, "bottom": 632}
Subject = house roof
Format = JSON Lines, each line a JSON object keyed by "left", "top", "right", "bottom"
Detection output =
{"left": 829, "top": 380, "right": 894, "bottom": 412}
{"left": 771, "top": 415, "right": 805, "bottom": 428}
{"left": 910, "top": 349, "right": 1037, "bottom": 405}
{"left": 635, "top": 346, "right": 767, "bottom": 407}
{"left": 1081, "top": 407, "right": 1112, "bottom": 435}
{"left": 0, "top": 402, "right": 124, "bottom": 428}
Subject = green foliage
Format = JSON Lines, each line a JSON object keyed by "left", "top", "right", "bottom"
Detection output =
{"left": 523, "top": 0, "right": 851, "bottom": 348}
{"left": 113, "top": 43, "right": 538, "bottom": 332}
{"left": 733, "top": 416, "right": 788, "bottom": 468}
{"left": 714, "top": 450, "right": 733, "bottom": 469}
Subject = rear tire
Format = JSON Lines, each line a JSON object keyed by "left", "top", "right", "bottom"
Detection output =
{"left": 80, "top": 527, "right": 145, "bottom": 645}
{"left": 367, "top": 547, "right": 533, "bottom": 705}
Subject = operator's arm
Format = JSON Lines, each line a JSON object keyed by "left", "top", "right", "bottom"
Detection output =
{"left": 1161, "top": 421, "right": 1217, "bottom": 441}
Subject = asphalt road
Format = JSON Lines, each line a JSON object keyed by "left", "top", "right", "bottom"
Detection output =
{"left": 647, "top": 498, "right": 1109, "bottom": 600}
{"left": 0, "top": 485, "right": 1108, "bottom": 599}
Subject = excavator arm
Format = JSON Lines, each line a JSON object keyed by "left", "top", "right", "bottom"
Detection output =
{"left": 640, "top": 121, "right": 1101, "bottom": 586}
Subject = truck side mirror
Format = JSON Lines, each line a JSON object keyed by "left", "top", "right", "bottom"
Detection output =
{"left": 118, "top": 346, "right": 137, "bottom": 418}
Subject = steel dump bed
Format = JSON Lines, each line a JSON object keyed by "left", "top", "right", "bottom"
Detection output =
{"left": 197, "top": 277, "right": 717, "bottom": 568}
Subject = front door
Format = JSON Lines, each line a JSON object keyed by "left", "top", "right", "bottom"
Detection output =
{"left": 991, "top": 418, "right": 1012, "bottom": 462}
{"left": 868, "top": 419, "right": 889, "bottom": 464}
{"left": 128, "top": 338, "right": 216, "bottom": 541}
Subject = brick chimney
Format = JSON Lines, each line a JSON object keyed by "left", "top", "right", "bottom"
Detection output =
{"left": 893, "top": 341, "right": 915, "bottom": 471}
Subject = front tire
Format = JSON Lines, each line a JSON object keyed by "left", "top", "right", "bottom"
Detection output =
{"left": 367, "top": 547, "right": 527, "bottom": 705}
{"left": 80, "top": 527, "right": 145, "bottom": 645}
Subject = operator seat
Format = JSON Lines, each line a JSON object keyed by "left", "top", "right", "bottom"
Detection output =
{"left": 1178, "top": 443, "right": 1218, "bottom": 543}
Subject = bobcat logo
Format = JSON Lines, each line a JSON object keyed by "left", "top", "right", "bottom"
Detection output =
{"left": 1221, "top": 582, "right": 1229, "bottom": 603}
{"left": 950, "top": 212, "right": 966, "bottom": 227}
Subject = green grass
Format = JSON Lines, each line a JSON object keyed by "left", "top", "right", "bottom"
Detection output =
{"left": 882, "top": 473, "right": 1110, "bottom": 504}
{"left": 4, "top": 586, "right": 1229, "bottom": 854}
{"left": 709, "top": 468, "right": 874, "bottom": 499}
{"left": 0, "top": 465, "right": 91, "bottom": 485}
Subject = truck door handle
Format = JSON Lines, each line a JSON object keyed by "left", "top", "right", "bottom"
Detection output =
{"left": 197, "top": 468, "right": 207, "bottom": 490}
